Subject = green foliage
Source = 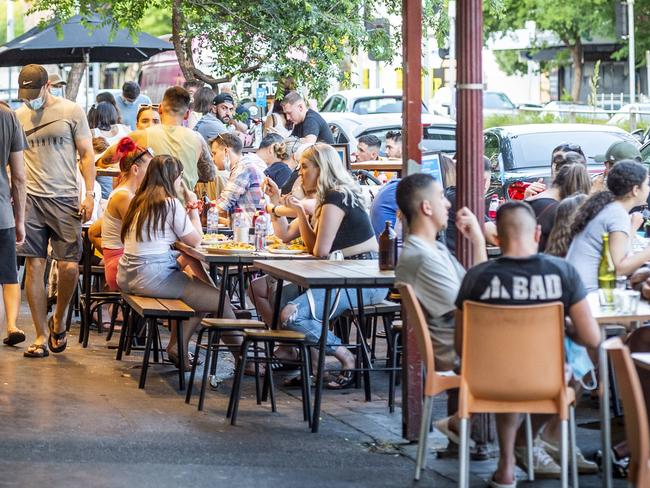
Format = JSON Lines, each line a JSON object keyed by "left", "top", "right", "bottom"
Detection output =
{"left": 27, "top": 0, "right": 445, "bottom": 100}
{"left": 492, "top": 50, "right": 528, "bottom": 77}
{"left": 0, "top": 0, "right": 25, "bottom": 43}
{"left": 589, "top": 60, "right": 601, "bottom": 108}
{"left": 560, "top": 88, "right": 573, "bottom": 101}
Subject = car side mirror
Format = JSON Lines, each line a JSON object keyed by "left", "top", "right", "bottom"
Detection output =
{"left": 632, "top": 129, "right": 645, "bottom": 143}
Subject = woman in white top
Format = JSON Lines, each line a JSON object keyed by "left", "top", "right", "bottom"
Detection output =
{"left": 89, "top": 102, "right": 131, "bottom": 198}
{"left": 89, "top": 137, "right": 152, "bottom": 291}
{"left": 117, "top": 154, "right": 237, "bottom": 367}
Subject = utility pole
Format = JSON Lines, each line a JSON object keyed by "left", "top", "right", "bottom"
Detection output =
{"left": 628, "top": 0, "right": 635, "bottom": 103}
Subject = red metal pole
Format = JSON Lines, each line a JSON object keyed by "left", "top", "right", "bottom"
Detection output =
{"left": 456, "top": 0, "right": 485, "bottom": 268}
{"left": 401, "top": 0, "right": 423, "bottom": 441}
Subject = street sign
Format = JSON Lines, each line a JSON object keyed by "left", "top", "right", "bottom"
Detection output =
{"left": 255, "top": 86, "right": 267, "bottom": 108}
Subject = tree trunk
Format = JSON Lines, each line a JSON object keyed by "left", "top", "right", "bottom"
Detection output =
{"left": 570, "top": 41, "right": 583, "bottom": 102}
{"left": 66, "top": 62, "right": 86, "bottom": 102}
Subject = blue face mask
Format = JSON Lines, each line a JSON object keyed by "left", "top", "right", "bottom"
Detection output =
{"left": 50, "top": 87, "right": 64, "bottom": 98}
{"left": 26, "top": 96, "right": 45, "bottom": 111}
{"left": 564, "top": 337, "right": 597, "bottom": 390}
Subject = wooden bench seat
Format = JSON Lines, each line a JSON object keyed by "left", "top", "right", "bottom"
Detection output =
{"left": 119, "top": 293, "right": 195, "bottom": 390}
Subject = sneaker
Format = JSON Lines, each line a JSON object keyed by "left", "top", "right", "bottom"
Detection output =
{"left": 539, "top": 437, "right": 599, "bottom": 474}
{"left": 514, "top": 443, "right": 561, "bottom": 479}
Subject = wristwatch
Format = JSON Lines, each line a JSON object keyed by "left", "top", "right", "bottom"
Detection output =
{"left": 85, "top": 191, "right": 95, "bottom": 198}
{"left": 272, "top": 205, "right": 280, "bottom": 218}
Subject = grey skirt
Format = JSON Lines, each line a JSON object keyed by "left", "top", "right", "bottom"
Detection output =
{"left": 117, "top": 251, "right": 190, "bottom": 299}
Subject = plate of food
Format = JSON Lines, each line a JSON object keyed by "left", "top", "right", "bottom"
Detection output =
{"left": 205, "top": 241, "right": 255, "bottom": 254}
{"left": 201, "top": 233, "right": 229, "bottom": 245}
{"left": 266, "top": 237, "right": 307, "bottom": 254}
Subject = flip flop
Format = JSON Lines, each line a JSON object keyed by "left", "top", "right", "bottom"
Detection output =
{"left": 487, "top": 474, "right": 516, "bottom": 488}
{"left": 3, "top": 330, "right": 26, "bottom": 346}
{"left": 23, "top": 343, "right": 49, "bottom": 358}
{"left": 325, "top": 370, "right": 354, "bottom": 390}
{"left": 47, "top": 316, "right": 67, "bottom": 354}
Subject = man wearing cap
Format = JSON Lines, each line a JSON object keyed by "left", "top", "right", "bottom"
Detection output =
{"left": 193, "top": 93, "right": 247, "bottom": 143}
{"left": 115, "top": 81, "right": 152, "bottom": 130}
{"left": 47, "top": 73, "right": 66, "bottom": 98}
{"left": 592, "top": 140, "right": 643, "bottom": 193}
{"left": 15, "top": 64, "right": 95, "bottom": 357}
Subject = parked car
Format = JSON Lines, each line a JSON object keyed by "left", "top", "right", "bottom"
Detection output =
{"left": 320, "top": 89, "right": 430, "bottom": 115}
{"left": 541, "top": 101, "right": 609, "bottom": 121}
{"left": 321, "top": 112, "right": 456, "bottom": 155}
{"left": 484, "top": 124, "right": 639, "bottom": 199}
{"left": 430, "top": 87, "right": 517, "bottom": 119}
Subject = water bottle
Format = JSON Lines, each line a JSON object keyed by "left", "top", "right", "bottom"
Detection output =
{"left": 206, "top": 203, "right": 219, "bottom": 234}
{"left": 233, "top": 208, "right": 249, "bottom": 243}
{"left": 254, "top": 211, "right": 268, "bottom": 251}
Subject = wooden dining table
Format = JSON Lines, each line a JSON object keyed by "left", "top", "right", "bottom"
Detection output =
{"left": 253, "top": 259, "right": 395, "bottom": 433}
{"left": 175, "top": 242, "right": 314, "bottom": 316}
{"left": 96, "top": 167, "right": 120, "bottom": 178}
{"left": 587, "top": 291, "right": 650, "bottom": 488}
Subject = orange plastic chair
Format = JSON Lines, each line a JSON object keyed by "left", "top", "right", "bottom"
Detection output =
{"left": 604, "top": 337, "right": 650, "bottom": 487}
{"left": 458, "top": 301, "right": 577, "bottom": 488}
{"left": 397, "top": 284, "right": 460, "bottom": 481}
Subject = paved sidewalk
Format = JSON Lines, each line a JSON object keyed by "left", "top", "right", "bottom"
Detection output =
{"left": 0, "top": 303, "right": 625, "bottom": 487}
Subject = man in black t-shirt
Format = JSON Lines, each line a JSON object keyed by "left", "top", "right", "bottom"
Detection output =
{"left": 281, "top": 91, "right": 334, "bottom": 144}
{"left": 455, "top": 201, "right": 600, "bottom": 486}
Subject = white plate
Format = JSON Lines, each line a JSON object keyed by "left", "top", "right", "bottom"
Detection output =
{"left": 266, "top": 248, "right": 305, "bottom": 255}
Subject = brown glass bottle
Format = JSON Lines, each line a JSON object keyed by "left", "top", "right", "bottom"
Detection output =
{"left": 200, "top": 192, "right": 209, "bottom": 228}
{"left": 379, "top": 220, "right": 397, "bottom": 270}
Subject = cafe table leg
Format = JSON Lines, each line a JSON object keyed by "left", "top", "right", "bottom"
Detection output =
{"left": 356, "top": 288, "right": 372, "bottom": 402}
{"left": 599, "top": 328, "right": 612, "bottom": 488}
{"left": 81, "top": 228, "right": 92, "bottom": 347}
{"left": 217, "top": 266, "right": 229, "bottom": 318}
{"left": 209, "top": 263, "right": 218, "bottom": 285}
{"left": 312, "top": 287, "right": 332, "bottom": 433}
{"left": 237, "top": 264, "right": 246, "bottom": 310}
{"left": 270, "top": 279, "right": 284, "bottom": 330}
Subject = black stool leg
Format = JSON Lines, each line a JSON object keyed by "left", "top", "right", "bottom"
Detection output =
{"left": 198, "top": 330, "right": 215, "bottom": 411}
{"left": 139, "top": 318, "right": 154, "bottom": 389}
{"left": 228, "top": 340, "right": 250, "bottom": 424}
{"left": 300, "top": 344, "right": 312, "bottom": 426}
{"left": 388, "top": 331, "right": 400, "bottom": 413}
{"left": 186, "top": 327, "right": 205, "bottom": 404}
{"left": 264, "top": 341, "right": 276, "bottom": 412}
{"left": 116, "top": 306, "right": 131, "bottom": 360}
{"left": 254, "top": 341, "right": 262, "bottom": 404}
{"left": 177, "top": 319, "right": 185, "bottom": 391}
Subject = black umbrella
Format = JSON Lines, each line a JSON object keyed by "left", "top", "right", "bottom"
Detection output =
{"left": 0, "top": 14, "right": 172, "bottom": 67}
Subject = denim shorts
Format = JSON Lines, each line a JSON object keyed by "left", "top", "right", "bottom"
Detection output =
{"left": 117, "top": 251, "right": 190, "bottom": 299}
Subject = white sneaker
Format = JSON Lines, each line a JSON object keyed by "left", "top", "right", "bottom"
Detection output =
{"left": 514, "top": 443, "right": 561, "bottom": 479}
{"left": 539, "top": 437, "right": 599, "bottom": 474}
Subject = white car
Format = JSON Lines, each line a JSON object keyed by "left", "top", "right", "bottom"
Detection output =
{"left": 320, "top": 89, "right": 430, "bottom": 115}
{"left": 607, "top": 103, "right": 650, "bottom": 127}
{"left": 541, "top": 101, "right": 609, "bottom": 121}
{"left": 430, "top": 87, "right": 517, "bottom": 119}
{"left": 321, "top": 112, "right": 456, "bottom": 155}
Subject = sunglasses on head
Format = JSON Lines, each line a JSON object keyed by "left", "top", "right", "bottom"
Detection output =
{"left": 137, "top": 104, "right": 159, "bottom": 115}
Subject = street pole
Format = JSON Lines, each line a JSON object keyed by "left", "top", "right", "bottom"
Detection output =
{"left": 401, "top": 0, "right": 423, "bottom": 442}
{"left": 628, "top": 0, "right": 635, "bottom": 103}
{"left": 448, "top": 0, "right": 456, "bottom": 117}
{"left": 646, "top": 50, "right": 650, "bottom": 98}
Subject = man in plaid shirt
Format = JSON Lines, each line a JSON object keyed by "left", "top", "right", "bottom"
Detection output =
{"left": 216, "top": 150, "right": 266, "bottom": 214}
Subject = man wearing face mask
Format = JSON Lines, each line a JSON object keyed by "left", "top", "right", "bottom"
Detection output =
{"left": 15, "top": 64, "right": 95, "bottom": 358}
{"left": 47, "top": 73, "right": 66, "bottom": 98}
{"left": 114, "top": 81, "right": 152, "bottom": 130}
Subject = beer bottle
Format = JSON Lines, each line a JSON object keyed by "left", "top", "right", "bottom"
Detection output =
{"left": 379, "top": 220, "right": 397, "bottom": 271}
{"left": 598, "top": 233, "right": 616, "bottom": 309}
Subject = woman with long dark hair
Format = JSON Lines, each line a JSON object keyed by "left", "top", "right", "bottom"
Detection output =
{"left": 526, "top": 152, "right": 591, "bottom": 251}
{"left": 566, "top": 160, "right": 650, "bottom": 292}
{"left": 545, "top": 193, "right": 588, "bottom": 258}
{"left": 117, "top": 155, "right": 237, "bottom": 367}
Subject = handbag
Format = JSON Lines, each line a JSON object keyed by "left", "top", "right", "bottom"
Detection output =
{"left": 306, "top": 250, "right": 343, "bottom": 322}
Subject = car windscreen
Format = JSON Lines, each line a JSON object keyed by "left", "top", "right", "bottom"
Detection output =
{"left": 508, "top": 131, "right": 637, "bottom": 169}
{"left": 484, "top": 92, "right": 515, "bottom": 110}
{"left": 352, "top": 97, "right": 429, "bottom": 115}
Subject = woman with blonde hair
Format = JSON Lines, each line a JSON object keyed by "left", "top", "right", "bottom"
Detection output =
{"left": 267, "top": 143, "right": 386, "bottom": 389}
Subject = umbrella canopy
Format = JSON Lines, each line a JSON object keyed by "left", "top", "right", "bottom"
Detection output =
{"left": 0, "top": 14, "right": 173, "bottom": 67}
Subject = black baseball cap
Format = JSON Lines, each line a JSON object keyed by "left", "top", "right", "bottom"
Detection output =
{"left": 212, "top": 93, "right": 235, "bottom": 106}
{"left": 18, "top": 64, "right": 48, "bottom": 100}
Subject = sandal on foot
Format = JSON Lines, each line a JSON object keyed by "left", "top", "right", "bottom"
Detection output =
{"left": 168, "top": 351, "right": 203, "bottom": 369}
{"left": 47, "top": 316, "right": 67, "bottom": 353}
{"left": 488, "top": 474, "right": 516, "bottom": 488}
{"left": 3, "top": 330, "right": 26, "bottom": 346}
{"left": 283, "top": 375, "right": 304, "bottom": 388}
{"left": 23, "top": 343, "right": 49, "bottom": 358}
{"left": 325, "top": 370, "right": 354, "bottom": 390}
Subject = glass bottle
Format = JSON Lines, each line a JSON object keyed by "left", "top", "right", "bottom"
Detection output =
{"left": 379, "top": 220, "right": 397, "bottom": 271}
{"left": 598, "top": 233, "right": 616, "bottom": 309}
